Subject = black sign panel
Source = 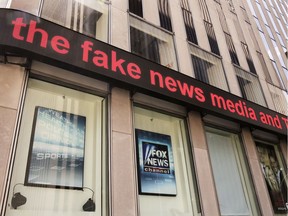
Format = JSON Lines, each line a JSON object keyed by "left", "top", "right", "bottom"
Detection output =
{"left": 0, "top": 9, "right": 287, "bottom": 136}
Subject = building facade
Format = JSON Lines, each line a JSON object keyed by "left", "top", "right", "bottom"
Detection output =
{"left": 0, "top": 0, "right": 287, "bottom": 216}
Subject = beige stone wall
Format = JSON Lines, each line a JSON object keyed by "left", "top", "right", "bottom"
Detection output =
{"left": 188, "top": 111, "right": 221, "bottom": 216}
{"left": 241, "top": 127, "right": 275, "bottom": 216}
{"left": 110, "top": 87, "right": 138, "bottom": 216}
{"left": 0, "top": 63, "right": 26, "bottom": 205}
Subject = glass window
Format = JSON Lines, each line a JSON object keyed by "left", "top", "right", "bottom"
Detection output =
{"left": 180, "top": 0, "right": 198, "bottom": 44}
{"left": 134, "top": 107, "right": 199, "bottom": 216}
{"left": 206, "top": 127, "right": 260, "bottom": 216}
{"left": 241, "top": 7, "right": 250, "bottom": 23}
{"left": 271, "top": 60, "right": 285, "bottom": 88}
{"left": 256, "top": 2, "right": 269, "bottom": 25}
{"left": 241, "top": 42, "right": 257, "bottom": 74}
{"left": 274, "top": 0, "right": 284, "bottom": 15}
{"left": 280, "top": 14, "right": 287, "bottom": 25}
{"left": 130, "top": 16, "right": 178, "bottom": 70}
{"left": 276, "top": 18, "right": 288, "bottom": 38}
{"left": 189, "top": 44, "right": 229, "bottom": 91}
{"left": 272, "top": 7, "right": 279, "bottom": 18}
{"left": 267, "top": 83, "right": 288, "bottom": 115}
{"left": 267, "top": 11, "right": 280, "bottom": 33}
{"left": 204, "top": 21, "right": 220, "bottom": 56}
{"left": 268, "top": 0, "right": 274, "bottom": 7}
{"left": 263, "top": 0, "right": 269, "bottom": 10}
{"left": 129, "top": 0, "right": 143, "bottom": 17}
{"left": 254, "top": 17, "right": 263, "bottom": 32}
{"left": 234, "top": 66, "right": 267, "bottom": 107}
{"left": 247, "top": 0, "right": 257, "bottom": 17}
{"left": 0, "top": 0, "right": 8, "bottom": 7}
{"left": 257, "top": 51, "right": 272, "bottom": 83}
{"left": 10, "top": 0, "right": 41, "bottom": 15}
{"left": 276, "top": 33, "right": 286, "bottom": 48}
{"left": 41, "top": 0, "right": 108, "bottom": 41}
{"left": 259, "top": 31, "right": 274, "bottom": 59}
{"left": 266, "top": 25, "right": 275, "bottom": 40}
{"left": 271, "top": 39, "right": 286, "bottom": 68}
{"left": 256, "top": 142, "right": 288, "bottom": 214}
{"left": 158, "top": 0, "right": 173, "bottom": 31}
{"left": 198, "top": 0, "right": 220, "bottom": 55}
{"left": 4, "top": 79, "right": 107, "bottom": 216}
{"left": 282, "top": 67, "right": 288, "bottom": 80}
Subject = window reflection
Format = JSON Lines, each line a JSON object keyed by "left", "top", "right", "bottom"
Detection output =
{"left": 41, "top": 0, "right": 108, "bottom": 41}
{"left": 130, "top": 16, "right": 177, "bottom": 70}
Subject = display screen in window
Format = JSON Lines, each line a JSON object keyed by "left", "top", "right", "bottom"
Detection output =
{"left": 135, "top": 129, "right": 176, "bottom": 196}
{"left": 256, "top": 144, "right": 288, "bottom": 214}
{"left": 25, "top": 106, "right": 86, "bottom": 189}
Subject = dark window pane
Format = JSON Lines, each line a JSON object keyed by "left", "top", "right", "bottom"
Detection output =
{"left": 130, "top": 27, "right": 160, "bottom": 63}
{"left": 158, "top": 0, "right": 173, "bottom": 31}
{"left": 241, "top": 43, "right": 256, "bottom": 74}
{"left": 129, "top": 0, "right": 143, "bottom": 17}
{"left": 257, "top": 52, "right": 272, "bottom": 83}
{"left": 224, "top": 33, "right": 239, "bottom": 65}
{"left": 204, "top": 22, "right": 220, "bottom": 55}
{"left": 191, "top": 55, "right": 212, "bottom": 84}
{"left": 236, "top": 75, "right": 249, "bottom": 99}
{"left": 182, "top": 9, "right": 198, "bottom": 44}
{"left": 82, "top": 4, "right": 101, "bottom": 37}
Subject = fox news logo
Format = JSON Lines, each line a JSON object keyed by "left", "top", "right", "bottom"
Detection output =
{"left": 142, "top": 142, "right": 170, "bottom": 174}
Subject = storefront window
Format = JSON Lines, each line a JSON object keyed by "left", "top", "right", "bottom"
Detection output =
{"left": 134, "top": 107, "right": 199, "bottom": 216}
{"left": 4, "top": 79, "right": 107, "bottom": 216}
{"left": 205, "top": 127, "right": 260, "bottom": 216}
{"left": 256, "top": 142, "right": 288, "bottom": 214}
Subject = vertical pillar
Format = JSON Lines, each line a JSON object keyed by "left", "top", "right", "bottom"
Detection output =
{"left": 241, "top": 127, "right": 274, "bottom": 216}
{"left": 110, "top": 87, "right": 138, "bottom": 216}
{"left": 188, "top": 111, "right": 220, "bottom": 216}
{"left": 0, "top": 64, "right": 25, "bottom": 207}
{"left": 279, "top": 138, "right": 287, "bottom": 163}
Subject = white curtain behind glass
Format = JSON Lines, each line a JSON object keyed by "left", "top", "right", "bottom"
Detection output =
{"left": 206, "top": 132, "right": 250, "bottom": 216}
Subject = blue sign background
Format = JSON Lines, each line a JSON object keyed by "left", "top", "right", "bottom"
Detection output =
{"left": 136, "top": 129, "right": 177, "bottom": 196}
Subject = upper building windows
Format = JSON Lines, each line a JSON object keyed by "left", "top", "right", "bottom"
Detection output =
{"left": 130, "top": 16, "right": 177, "bottom": 70}
{"left": 129, "top": 0, "right": 173, "bottom": 32}
{"left": 180, "top": 0, "right": 198, "bottom": 44}
{"left": 158, "top": 0, "right": 173, "bottom": 31}
{"left": 129, "top": 0, "right": 143, "bottom": 17}
{"left": 198, "top": 0, "right": 220, "bottom": 55}
{"left": 267, "top": 83, "right": 288, "bottom": 115}
{"left": 234, "top": 66, "right": 267, "bottom": 106}
{"left": 189, "top": 44, "right": 229, "bottom": 91}
{"left": 9, "top": 0, "right": 109, "bottom": 41}
{"left": 41, "top": 0, "right": 108, "bottom": 41}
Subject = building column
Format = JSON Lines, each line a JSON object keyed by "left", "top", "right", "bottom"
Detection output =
{"left": 279, "top": 138, "right": 287, "bottom": 163}
{"left": 241, "top": 127, "right": 274, "bottom": 216}
{"left": 188, "top": 111, "right": 220, "bottom": 216}
{"left": 110, "top": 87, "right": 138, "bottom": 216}
{"left": 0, "top": 63, "right": 26, "bottom": 206}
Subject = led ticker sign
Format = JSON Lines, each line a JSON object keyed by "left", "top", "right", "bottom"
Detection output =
{"left": 0, "top": 9, "right": 287, "bottom": 136}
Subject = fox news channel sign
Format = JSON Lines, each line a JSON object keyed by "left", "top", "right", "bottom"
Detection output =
{"left": 136, "top": 129, "right": 176, "bottom": 196}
